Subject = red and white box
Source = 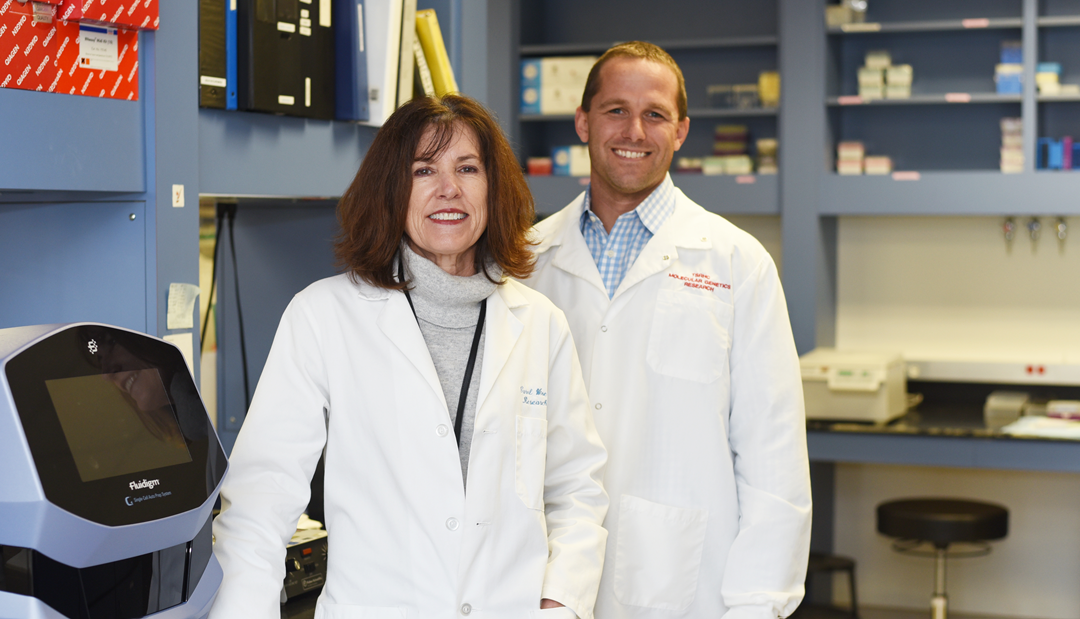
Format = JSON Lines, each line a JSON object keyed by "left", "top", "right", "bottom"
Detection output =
{"left": 0, "top": 2, "right": 65, "bottom": 94}
{"left": 58, "top": 0, "right": 158, "bottom": 31}
{"left": 55, "top": 19, "right": 138, "bottom": 99}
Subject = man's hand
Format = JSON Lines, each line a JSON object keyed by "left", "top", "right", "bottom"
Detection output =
{"left": 540, "top": 599, "right": 565, "bottom": 609}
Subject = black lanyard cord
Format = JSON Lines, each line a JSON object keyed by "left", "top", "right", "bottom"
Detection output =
{"left": 398, "top": 251, "right": 487, "bottom": 446}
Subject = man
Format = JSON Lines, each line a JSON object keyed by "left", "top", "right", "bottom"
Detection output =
{"left": 523, "top": 41, "right": 812, "bottom": 619}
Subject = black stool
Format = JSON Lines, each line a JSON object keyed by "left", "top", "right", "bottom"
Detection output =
{"left": 877, "top": 499, "right": 1008, "bottom": 619}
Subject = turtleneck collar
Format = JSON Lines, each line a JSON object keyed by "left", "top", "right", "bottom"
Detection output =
{"left": 401, "top": 242, "right": 500, "bottom": 328}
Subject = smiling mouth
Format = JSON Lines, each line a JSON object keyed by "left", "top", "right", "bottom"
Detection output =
{"left": 613, "top": 149, "right": 648, "bottom": 159}
{"left": 429, "top": 212, "right": 467, "bottom": 221}
{"left": 124, "top": 373, "right": 136, "bottom": 392}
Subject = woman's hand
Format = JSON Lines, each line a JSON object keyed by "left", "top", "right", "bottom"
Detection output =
{"left": 540, "top": 599, "right": 565, "bottom": 609}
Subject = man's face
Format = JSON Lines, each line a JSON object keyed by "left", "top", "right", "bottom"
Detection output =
{"left": 575, "top": 57, "right": 690, "bottom": 201}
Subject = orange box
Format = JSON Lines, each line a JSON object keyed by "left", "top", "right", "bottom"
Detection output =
{"left": 58, "top": 0, "right": 158, "bottom": 30}
{"left": 0, "top": 3, "right": 65, "bottom": 93}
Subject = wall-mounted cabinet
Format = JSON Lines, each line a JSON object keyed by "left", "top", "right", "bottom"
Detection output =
{"left": 1037, "top": 3, "right": 1080, "bottom": 148}
{"left": 198, "top": 109, "right": 375, "bottom": 198}
{"left": 0, "top": 88, "right": 144, "bottom": 194}
{"left": 825, "top": 0, "right": 1024, "bottom": 173}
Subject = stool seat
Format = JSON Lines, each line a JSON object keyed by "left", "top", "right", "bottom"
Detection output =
{"left": 877, "top": 499, "right": 1008, "bottom": 548}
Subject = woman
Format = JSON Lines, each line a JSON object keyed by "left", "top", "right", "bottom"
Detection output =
{"left": 210, "top": 95, "right": 608, "bottom": 619}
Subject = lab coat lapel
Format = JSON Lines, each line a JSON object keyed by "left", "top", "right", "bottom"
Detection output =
{"left": 614, "top": 190, "right": 710, "bottom": 298}
{"left": 547, "top": 193, "right": 608, "bottom": 296}
{"left": 375, "top": 290, "right": 448, "bottom": 410}
{"left": 475, "top": 284, "right": 524, "bottom": 416}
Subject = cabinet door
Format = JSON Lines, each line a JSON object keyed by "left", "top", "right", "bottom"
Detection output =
{"left": 0, "top": 201, "right": 147, "bottom": 332}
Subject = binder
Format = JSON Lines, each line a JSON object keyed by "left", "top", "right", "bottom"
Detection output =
{"left": 362, "top": 0, "right": 403, "bottom": 126}
{"left": 199, "top": 0, "right": 227, "bottom": 109}
{"left": 226, "top": 0, "right": 238, "bottom": 109}
{"left": 334, "top": 0, "right": 369, "bottom": 121}
{"left": 415, "top": 8, "right": 457, "bottom": 96}
{"left": 237, "top": 0, "right": 335, "bottom": 119}
{"left": 396, "top": 0, "right": 418, "bottom": 108}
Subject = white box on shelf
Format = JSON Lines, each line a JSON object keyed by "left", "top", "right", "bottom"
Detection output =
{"left": 801, "top": 348, "right": 908, "bottom": 424}
{"left": 864, "top": 50, "right": 892, "bottom": 69}
{"left": 540, "top": 56, "right": 596, "bottom": 115}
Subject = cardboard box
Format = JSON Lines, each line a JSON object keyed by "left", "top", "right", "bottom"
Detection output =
{"left": 57, "top": 0, "right": 158, "bottom": 31}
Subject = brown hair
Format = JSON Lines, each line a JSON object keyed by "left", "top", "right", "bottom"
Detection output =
{"left": 334, "top": 94, "right": 535, "bottom": 289}
{"left": 580, "top": 41, "right": 687, "bottom": 120}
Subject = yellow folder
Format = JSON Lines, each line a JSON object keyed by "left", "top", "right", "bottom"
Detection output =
{"left": 415, "top": 9, "right": 458, "bottom": 96}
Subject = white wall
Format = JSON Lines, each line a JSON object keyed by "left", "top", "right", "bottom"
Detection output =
{"left": 832, "top": 216, "right": 1080, "bottom": 619}
{"left": 725, "top": 215, "right": 783, "bottom": 276}
{"left": 836, "top": 216, "right": 1080, "bottom": 362}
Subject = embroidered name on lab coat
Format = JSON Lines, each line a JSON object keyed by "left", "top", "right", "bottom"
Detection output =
{"left": 667, "top": 272, "right": 731, "bottom": 292}
{"left": 521, "top": 385, "right": 547, "bottom": 406}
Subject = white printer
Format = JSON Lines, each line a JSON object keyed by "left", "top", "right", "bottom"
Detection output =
{"left": 800, "top": 348, "right": 907, "bottom": 424}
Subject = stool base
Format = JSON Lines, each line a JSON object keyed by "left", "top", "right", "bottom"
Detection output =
{"left": 931, "top": 594, "right": 947, "bottom": 619}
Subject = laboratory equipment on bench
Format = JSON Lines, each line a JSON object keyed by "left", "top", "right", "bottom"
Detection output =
{"left": 800, "top": 348, "right": 907, "bottom": 424}
{"left": 0, "top": 323, "right": 228, "bottom": 619}
{"left": 281, "top": 527, "right": 328, "bottom": 602}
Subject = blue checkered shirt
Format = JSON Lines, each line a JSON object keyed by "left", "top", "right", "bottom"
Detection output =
{"left": 581, "top": 174, "right": 676, "bottom": 298}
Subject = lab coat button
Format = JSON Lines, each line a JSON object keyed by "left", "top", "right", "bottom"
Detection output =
{"left": 595, "top": 403, "right": 602, "bottom": 410}
{"left": 446, "top": 517, "right": 459, "bottom": 531}
{"left": 461, "top": 603, "right": 472, "bottom": 615}
{"left": 436, "top": 424, "right": 449, "bottom": 437}
{"left": 600, "top": 325, "right": 608, "bottom": 332}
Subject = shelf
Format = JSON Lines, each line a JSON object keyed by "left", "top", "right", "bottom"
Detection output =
{"left": 198, "top": 108, "right": 377, "bottom": 198}
{"left": 1037, "top": 15, "right": 1080, "bottom": 28}
{"left": 827, "top": 93, "right": 1021, "bottom": 106}
{"left": 827, "top": 17, "right": 1022, "bottom": 35}
{"left": 689, "top": 107, "right": 779, "bottom": 118}
{"left": 1038, "top": 94, "right": 1080, "bottom": 102}
{"left": 822, "top": 171, "right": 1080, "bottom": 216}
{"left": 520, "top": 114, "right": 576, "bottom": 122}
{"left": 520, "top": 35, "right": 778, "bottom": 56}
{"left": 520, "top": 107, "right": 779, "bottom": 122}
{"left": 528, "top": 173, "right": 778, "bottom": 218}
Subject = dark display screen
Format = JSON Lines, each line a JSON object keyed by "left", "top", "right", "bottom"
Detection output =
{"left": 5, "top": 324, "right": 228, "bottom": 526}
{"left": 46, "top": 370, "right": 192, "bottom": 483}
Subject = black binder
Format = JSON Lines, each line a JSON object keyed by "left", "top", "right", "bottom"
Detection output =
{"left": 237, "top": 0, "right": 335, "bottom": 119}
{"left": 199, "top": 0, "right": 227, "bottom": 109}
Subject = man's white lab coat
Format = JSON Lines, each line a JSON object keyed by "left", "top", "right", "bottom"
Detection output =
{"left": 210, "top": 274, "right": 608, "bottom": 619}
{"left": 523, "top": 189, "right": 811, "bottom": 619}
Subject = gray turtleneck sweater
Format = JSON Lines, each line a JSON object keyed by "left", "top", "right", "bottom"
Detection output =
{"left": 402, "top": 245, "right": 498, "bottom": 488}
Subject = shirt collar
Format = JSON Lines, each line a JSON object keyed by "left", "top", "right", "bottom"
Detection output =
{"left": 580, "top": 173, "right": 676, "bottom": 234}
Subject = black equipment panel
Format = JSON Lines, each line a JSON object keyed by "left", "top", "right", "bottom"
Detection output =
{"left": 4, "top": 325, "right": 227, "bottom": 527}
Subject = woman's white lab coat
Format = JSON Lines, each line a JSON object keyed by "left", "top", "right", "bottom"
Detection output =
{"left": 210, "top": 274, "right": 608, "bottom": 619}
{"left": 524, "top": 189, "right": 812, "bottom": 619}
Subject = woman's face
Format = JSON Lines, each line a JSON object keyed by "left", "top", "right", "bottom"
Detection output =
{"left": 405, "top": 124, "right": 489, "bottom": 276}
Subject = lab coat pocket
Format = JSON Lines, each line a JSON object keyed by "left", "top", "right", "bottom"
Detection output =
{"left": 315, "top": 602, "right": 406, "bottom": 618}
{"left": 516, "top": 415, "right": 548, "bottom": 510}
{"left": 613, "top": 494, "right": 709, "bottom": 611}
{"left": 646, "top": 289, "right": 732, "bottom": 383}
